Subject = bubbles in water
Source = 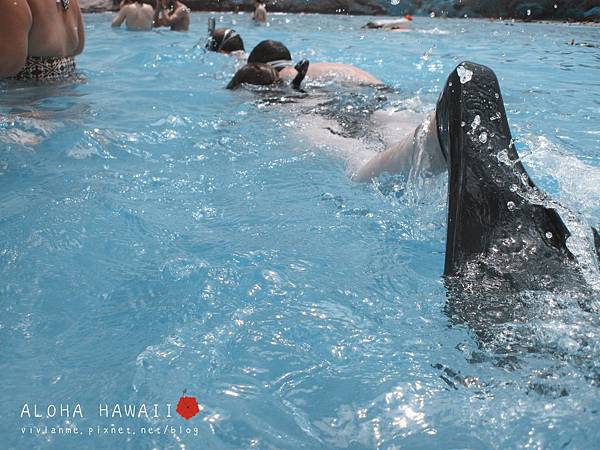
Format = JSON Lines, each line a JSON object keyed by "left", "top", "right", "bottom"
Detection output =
{"left": 457, "top": 65, "right": 473, "bottom": 84}
{"left": 527, "top": 9, "right": 531, "bottom": 16}
{"left": 479, "top": 131, "right": 488, "bottom": 143}
{"left": 390, "top": 0, "right": 400, "bottom": 5}
{"left": 496, "top": 149, "right": 512, "bottom": 166}
{"left": 471, "top": 115, "right": 481, "bottom": 130}
{"left": 507, "top": 201, "right": 516, "bottom": 211}
{"left": 546, "top": 232, "right": 553, "bottom": 239}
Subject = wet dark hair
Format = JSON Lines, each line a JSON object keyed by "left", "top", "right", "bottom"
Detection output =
{"left": 247, "top": 40, "right": 292, "bottom": 67}
{"left": 207, "top": 28, "right": 245, "bottom": 53}
{"left": 226, "top": 63, "right": 280, "bottom": 89}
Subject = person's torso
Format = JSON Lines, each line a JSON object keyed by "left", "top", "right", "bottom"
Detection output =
{"left": 253, "top": 5, "right": 266, "bottom": 21}
{"left": 26, "top": 0, "right": 82, "bottom": 57}
{"left": 125, "top": 3, "right": 154, "bottom": 30}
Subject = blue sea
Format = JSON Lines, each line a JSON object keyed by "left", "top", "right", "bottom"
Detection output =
{"left": 1, "top": 12, "right": 600, "bottom": 449}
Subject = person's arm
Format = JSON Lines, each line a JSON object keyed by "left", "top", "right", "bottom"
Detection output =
{"left": 158, "top": 5, "right": 184, "bottom": 26}
{"left": 353, "top": 112, "right": 444, "bottom": 181}
{"left": 0, "top": 0, "right": 32, "bottom": 77}
{"left": 153, "top": 2, "right": 163, "bottom": 27}
{"left": 73, "top": 0, "right": 85, "bottom": 55}
{"left": 111, "top": 6, "right": 127, "bottom": 27}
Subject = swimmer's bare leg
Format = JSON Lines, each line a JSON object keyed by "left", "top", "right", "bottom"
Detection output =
{"left": 352, "top": 111, "right": 445, "bottom": 182}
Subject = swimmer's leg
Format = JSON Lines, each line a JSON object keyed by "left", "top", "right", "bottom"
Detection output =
{"left": 436, "top": 61, "right": 573, "bottom": 277}
{"left": 352, "top": 111, "right": 445, "bottom": 182}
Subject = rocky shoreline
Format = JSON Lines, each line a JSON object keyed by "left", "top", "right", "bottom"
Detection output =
{"left": 80, "top": 0, "right": 600, "bottom": 22}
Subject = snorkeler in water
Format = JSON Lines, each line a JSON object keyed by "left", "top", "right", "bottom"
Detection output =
{"left": 226, "top": 59, "right": 310, "bottom": 91}
{"left": 247, "top": 40, "right": 383, "bottom": 86}
{"left": 363, "top": 15, "right": 413, "bottom": 31}
{"left": 205, "top": 18, "right": 245, "bottom": 56}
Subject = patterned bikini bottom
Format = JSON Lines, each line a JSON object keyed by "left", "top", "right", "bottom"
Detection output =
{"left": 12, "top": 56, "right": 76, "bottom": 82}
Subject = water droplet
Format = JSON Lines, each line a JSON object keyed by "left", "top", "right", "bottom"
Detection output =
{"left": 471, "top": 115, "right": 481, "bottom": 130}
{"left": 460, "top": 121, "right": 466, "bottom": 127}
{"left": 507, "top": 201, "right": 515, "bottom": 211}
{"left": 479, "top": 131, "right": 488, "bottom": 143}
{"left": 391, "top": 0, "right": 400, "bottom": 4}
{"left": 457, "top": 64, "right": 473, "bottom": 84}
{"left": 546, "top": 232, "right": 553, "bottom": 239}
{"left": 527, "top": 9, "right": 531, "bottom": 16}
{"left": 509, "top": 184, "right": 518, "bottom": 192}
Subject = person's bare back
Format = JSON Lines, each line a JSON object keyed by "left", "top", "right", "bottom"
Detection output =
{"left": 112, "top": 1, "right": 155, "bottom": 31}
{"left": 253, "top": 1, "right": 267, "bottom": 23}
{"left": 280, "top": 62, "right": 383, "bottom": 86}
{"left": 0, "top": 0, "right": 84, "bottom": 79}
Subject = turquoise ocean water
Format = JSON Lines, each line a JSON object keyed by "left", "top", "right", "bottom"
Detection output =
{"left": 1, "top": 12, "right": 600, "bottom": 449}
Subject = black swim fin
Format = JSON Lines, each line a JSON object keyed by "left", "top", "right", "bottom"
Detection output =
{"left": 436, "top": 62, "right": 574, "bottom": 279}
{"left": 291, "top": 59, "right": 309, "bottom": 92}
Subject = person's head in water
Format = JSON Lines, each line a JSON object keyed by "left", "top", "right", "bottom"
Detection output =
{"left": 248, "top": 40, "right": 293, "bottom": 71}
{"left": 226, "top": 63, "right": 280, "bottom": 90}
{"left": 227, "top": 59, "right": 310, "bottom": 92}
{"left": 206, "top": 28, "right": 245, "bottom": 53}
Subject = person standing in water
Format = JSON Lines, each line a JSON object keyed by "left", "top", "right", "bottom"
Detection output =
{"left": 111, "top": 0, "right": 155, "bottom": 31}
{"left": 154, "top": 0, "right": 190, "bottom": 31}
{"left": 253, "top": 0, "right": 267, "bottom": 23}
{"left": 1, "top": 0, "right": 85, "bottom": 81}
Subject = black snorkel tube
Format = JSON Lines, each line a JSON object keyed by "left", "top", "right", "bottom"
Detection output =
{"left": 204, "top": 17, "right": 217, "bottom": 51}
{"left": 291, "top": 59, "right": 309, "bottom": 92}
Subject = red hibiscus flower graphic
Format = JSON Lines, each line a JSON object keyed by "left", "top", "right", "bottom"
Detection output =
{"left": 176, "top": 394, "right": 202, "bottom": 420}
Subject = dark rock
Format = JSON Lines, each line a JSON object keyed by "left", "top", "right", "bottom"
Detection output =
{"left": 182, "top": 0, "right": 385, "bottom": 15}
{"left": 584, "top": 6, "right": 600, "bottom": 21}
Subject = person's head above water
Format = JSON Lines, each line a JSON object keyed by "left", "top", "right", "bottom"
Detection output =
{"left": 206, "top": 28, "right": 245, "bottom": 53}
{"left": 247, "top": 40, "right": 293, "bottom": 71}
{"left": 226, "top": 63, "right": 280, "bottom": 89}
